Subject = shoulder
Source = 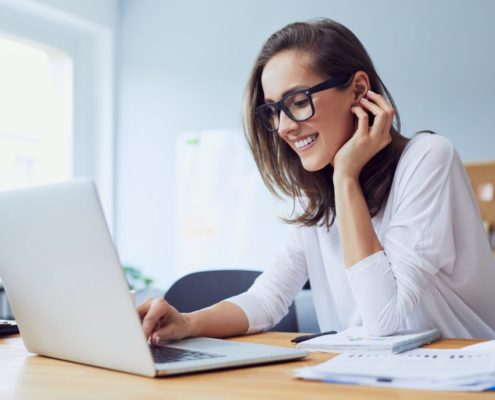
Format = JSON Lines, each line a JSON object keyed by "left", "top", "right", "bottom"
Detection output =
{"left": 397, "top": 133, "right": 456, "bottom": 177}
{"left": 402, "top": 132, "right": 455, "bottom": 165}
{"left": 391, "top": 133, "right": 458, "bottom": 198}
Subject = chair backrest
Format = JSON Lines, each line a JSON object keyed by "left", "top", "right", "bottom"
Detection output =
{"left": 164, "top": 269, "right": 299, "bottom": 332}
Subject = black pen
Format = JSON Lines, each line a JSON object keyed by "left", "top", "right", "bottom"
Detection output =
{"left": 291, "top": 330, "right": 337, "bottom": 344}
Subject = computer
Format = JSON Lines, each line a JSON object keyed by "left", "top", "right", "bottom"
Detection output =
{"left": 0, "top": 179, "right": 308, "bottom": 377}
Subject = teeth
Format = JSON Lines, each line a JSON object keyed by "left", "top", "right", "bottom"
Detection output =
{"left": 295, "top": 134, "right": 317, "bottom": 149}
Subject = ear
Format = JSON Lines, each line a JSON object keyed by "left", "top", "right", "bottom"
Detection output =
{"left": 350, "top": 71, "right": 370, "bottom": 105}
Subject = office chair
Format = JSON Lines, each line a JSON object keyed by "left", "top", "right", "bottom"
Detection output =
{"left": 164, "top": 269, "right": 299, "bottom": 332}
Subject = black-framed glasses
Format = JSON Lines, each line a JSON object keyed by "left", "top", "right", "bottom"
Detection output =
{"left": 255, "top": 73, "right": 352, "bottom": 133}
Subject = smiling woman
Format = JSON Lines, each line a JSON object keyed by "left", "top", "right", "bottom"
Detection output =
{"left": 245, "top": 23, "right": 408, "bottom": 227}
{"left": 138, "top": 18, "right": 495, "bottom": 343}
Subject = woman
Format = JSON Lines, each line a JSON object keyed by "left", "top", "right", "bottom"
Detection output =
{"left": 138, "top": 19, "right": 495, "bottom": 342}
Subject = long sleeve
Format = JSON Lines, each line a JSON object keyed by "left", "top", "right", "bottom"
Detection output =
{"left": 226, "top": 226, "right": 309, "bottom": 333}
{"left": 345, "top": 135, "right": 462, "bottom": 336}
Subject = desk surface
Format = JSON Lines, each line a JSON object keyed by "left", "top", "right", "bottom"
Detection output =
{"left": 0, "top": 332, "right": 493, "bottom": 400}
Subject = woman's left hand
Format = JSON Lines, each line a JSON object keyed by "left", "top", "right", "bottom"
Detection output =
{"left": 333, "top": 90, "right": 395, "bottom": 180}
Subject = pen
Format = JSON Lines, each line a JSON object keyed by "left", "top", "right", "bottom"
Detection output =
{"left": 291, "top": 330, "right": 337, "bottom": 344}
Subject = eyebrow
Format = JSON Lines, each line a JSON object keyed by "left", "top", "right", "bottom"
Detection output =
{"left": 264, "top": 85, "right": 307, "bottom": 103}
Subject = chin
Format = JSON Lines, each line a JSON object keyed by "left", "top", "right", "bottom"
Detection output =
{"left": 300, "top": 153, "right": 334, "bottom": 172}
{"left": 301, "top": 159, "right": 330, "bottom": 172}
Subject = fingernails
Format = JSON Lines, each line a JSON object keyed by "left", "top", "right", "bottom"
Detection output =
{"left": 367, "top": 90, "right": 376, "bottom": 95}
{"left": 154, "top": 336, "right": 160, "bottom": 345}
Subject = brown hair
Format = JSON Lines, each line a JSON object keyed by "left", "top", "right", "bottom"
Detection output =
{"left": 244, "top": 18, "right": 409, "bottom": 228}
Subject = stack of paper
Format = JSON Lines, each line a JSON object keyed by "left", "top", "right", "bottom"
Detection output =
{"left": 463, "top": 340, "right": 495, "bottom": 351}
{"left": 293, "top": 348, "right": 495, "bottom": 391}
{"left": 296, "top": 326, "right": 442, "bottom": 354}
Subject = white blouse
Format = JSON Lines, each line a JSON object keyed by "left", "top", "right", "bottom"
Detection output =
{"left": 227, "top": 133, "right": 495, "bottom": 339}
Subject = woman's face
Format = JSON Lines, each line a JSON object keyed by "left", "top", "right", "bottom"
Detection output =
{"left": 261, "top": 50, "right": 356, "bottom": 171}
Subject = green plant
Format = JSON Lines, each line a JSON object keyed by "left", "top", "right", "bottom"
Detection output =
{"left": 123, "top": 265, "right": 154, "bottom": 290}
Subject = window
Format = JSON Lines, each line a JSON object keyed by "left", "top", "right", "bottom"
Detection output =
{"left": 0, "top": 0, "right": 115, "bottom": 230}
{"left": 0, "top": 34, "right": 72, "bottom": 191}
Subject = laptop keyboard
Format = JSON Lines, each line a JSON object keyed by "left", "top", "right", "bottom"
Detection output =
{"left": 149, "top": 344, "right": 225, "bottom": 364}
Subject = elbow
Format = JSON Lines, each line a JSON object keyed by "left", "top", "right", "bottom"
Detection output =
{"left": 362, "top": 307, "right": 403, "bottom": 337}
{"left": 363, "top": 322, "right": 398, "bottom": 337}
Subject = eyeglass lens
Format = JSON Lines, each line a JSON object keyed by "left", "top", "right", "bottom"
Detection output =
{"left": 258, "top": 91, "right": 313, "bottom": 132}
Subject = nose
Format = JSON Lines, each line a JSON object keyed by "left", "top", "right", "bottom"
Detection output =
{"left": 277, "top": 110, "right": 299, "bottom": 139}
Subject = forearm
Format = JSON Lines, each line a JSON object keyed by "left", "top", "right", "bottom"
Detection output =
{"left": 186, "top": 301, "right": 249, "bottom": 338}
{"left": 334, "top": 174, "right": 399, "bottom": 335}
{"left": 334, "top": 174, "right": 382, "bottom": 267}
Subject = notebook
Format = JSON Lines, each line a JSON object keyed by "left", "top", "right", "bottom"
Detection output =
{"left": 296, "top": 326, "right": 442, "bottom": 354}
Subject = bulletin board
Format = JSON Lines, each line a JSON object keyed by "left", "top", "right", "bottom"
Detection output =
{"left": 464, "top": 161, "right": 495, "bottom": 231}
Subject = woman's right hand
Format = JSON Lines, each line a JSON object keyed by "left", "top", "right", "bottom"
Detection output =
{"left": 136, "top": 298, "right": 194, "bottom": 344}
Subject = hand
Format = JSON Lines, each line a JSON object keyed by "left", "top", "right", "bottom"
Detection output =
{"left": 137, "top": 297, "right": 193, "bottom": 344}
{"left": 333, "top": 90, "right": 394, "bottom": 180}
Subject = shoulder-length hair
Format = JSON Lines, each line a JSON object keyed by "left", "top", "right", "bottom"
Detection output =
{"left": 244, "top": 18, "right": 409, "bottom": 228}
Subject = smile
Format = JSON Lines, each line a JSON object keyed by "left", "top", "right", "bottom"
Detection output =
{"left": 295, "top": 133, "right": 319, "bottom": 150}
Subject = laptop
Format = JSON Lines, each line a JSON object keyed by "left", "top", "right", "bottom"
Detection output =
{"left": 0, "top": 179, "right": 308, "bottom": 377}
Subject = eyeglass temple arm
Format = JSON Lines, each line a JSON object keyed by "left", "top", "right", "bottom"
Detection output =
{"left": 309, "top": 74, "right": 353, "bottom": 94}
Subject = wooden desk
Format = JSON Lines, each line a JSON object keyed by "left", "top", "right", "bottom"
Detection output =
{"left": 0, "top": 332, "right": 493, "bottom": 399}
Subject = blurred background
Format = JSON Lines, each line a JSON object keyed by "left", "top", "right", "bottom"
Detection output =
{"left": 0, "top": 0, "right": 494, "bottom": 304}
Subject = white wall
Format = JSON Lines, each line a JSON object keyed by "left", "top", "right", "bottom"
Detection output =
{"left": 32, "top": 0, "right": 117, "bottom": 29}
{"left": 116, "top": 0, "right": 495, "bottom": 289}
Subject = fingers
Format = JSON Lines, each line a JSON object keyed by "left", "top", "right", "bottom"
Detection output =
{"left": 136, "top": 298, "right": 152, "bottom": 321}
{"left": 141, "top": 298, "right": 171, "bottom": 341}
{"left": 350, "top": 106, "right": 370, "bottom": 136}
{"left": 359, "top": 91, "right": 394, "bottom": 138}
{"left": 149, "top": 319, "right": 178, "bottom": 345}
{"left": 366, "top": 90, "right": 395, "bottom": 115}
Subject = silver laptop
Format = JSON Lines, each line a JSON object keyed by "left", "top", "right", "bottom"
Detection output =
{"left": 0, "top": 179, "right": 308, "bottom": 377}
